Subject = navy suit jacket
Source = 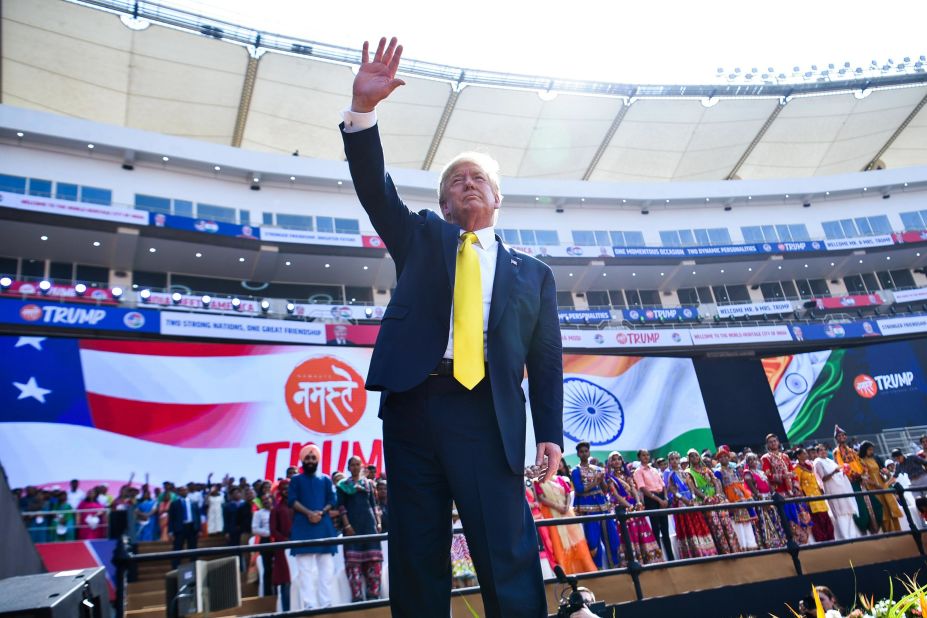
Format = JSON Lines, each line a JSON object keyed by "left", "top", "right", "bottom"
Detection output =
{"left": 168, "top": 497, "right": 201, "bottom": 534}
{"left": 342, "top": 123, "right": 563, "bottom": 473}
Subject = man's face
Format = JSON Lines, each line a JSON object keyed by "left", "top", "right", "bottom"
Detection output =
{"left": 376, "top": 483, "right": 387, "bottom": 503}
{"left": 836, "top": 431, "right": 847, "bottom": 445}
{"left": 70, "top": 480, "right": 79, "bottom": 491}
{"left": 177, "top": 486, "right": 188, "bottom": 498}
{"left": 576, "top": 445, "right": 590, "bottom": 462}
{"left": 639, "top": 450, "right": 650, "bottom": 465}
{"left": 439, "top": 162, "right": 500, "bottom": 229}
{"left": 334, "top": 325, "right": 347, "bottom": 339}
{"left": 303, "top": 451, "right": 319, "bottom": 475}
{"left": 894, "top": 454, "right": 904, "bottom": 465}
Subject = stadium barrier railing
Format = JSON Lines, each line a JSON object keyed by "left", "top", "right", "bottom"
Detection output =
{"left": 108, "top": 485, "right": 923, "bottom": 617}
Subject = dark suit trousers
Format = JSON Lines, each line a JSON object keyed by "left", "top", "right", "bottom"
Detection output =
{"left": 171, "top": 522, "right": 198, "bottom": 568}
{"left": 382, "top": 375, "right": 546, "bottom": 618}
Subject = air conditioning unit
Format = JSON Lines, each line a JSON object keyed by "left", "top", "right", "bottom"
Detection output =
{"left": 195, "top": 557, "right": 241, "bottom": 614}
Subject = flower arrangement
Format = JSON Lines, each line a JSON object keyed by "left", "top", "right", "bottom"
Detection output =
{"left": 775, "top": 574, "right": 927, "bottom": 618}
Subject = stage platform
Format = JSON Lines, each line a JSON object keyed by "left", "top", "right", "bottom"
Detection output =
{"left": 279, "top": 532, "right": 925, "bottom": 618}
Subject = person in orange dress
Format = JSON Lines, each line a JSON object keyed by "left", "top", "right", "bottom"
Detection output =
{"left": 525, "top": 471, "right": 557, "bottom": 573}
{"left": 534, "top": 460, "right": 597, "bottom": 574}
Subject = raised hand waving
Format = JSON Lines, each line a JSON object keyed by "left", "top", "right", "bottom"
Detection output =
{"left": 352, "top": 37, "right": 406, "bottom": 113}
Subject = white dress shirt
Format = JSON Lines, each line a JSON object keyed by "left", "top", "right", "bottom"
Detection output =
{"left": 341, "top": 109, "right": 499, "bottom": 360}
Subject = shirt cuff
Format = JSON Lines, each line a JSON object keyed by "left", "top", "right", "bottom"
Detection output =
{"left": 341, "top": 108, "right": 377, "bottom": 133}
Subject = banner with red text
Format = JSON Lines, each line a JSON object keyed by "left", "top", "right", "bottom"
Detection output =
{"left": 0, "top": 336, "right": 383, "bottom": 488}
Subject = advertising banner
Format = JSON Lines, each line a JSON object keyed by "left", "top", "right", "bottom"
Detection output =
{"left": 362, "top": 235, "right": 385, "bottom": 249}
{"left": 0, "top": 337, "right": 715, "bottom": 488}
{"left": 152, "top": 213, "right": 259, "bottom": 240}
{"left": 143, "top": 292, "right": 262, "bottom": 315}
{"left": 892, "top": 230, "right": 927, "bottom": 244}
{"left": 789, "top": 321, "right": 881, "bottom": 341}
{"left": 814, "top": 293, "right": 886, "bottom": 310}
{"left": 544, "top": 355, "right": 715, "bottom": 460}
{"left": 560, "top": 329, "right": 692, "bottom": 349}
{"left": 822, "top": 235, "right": 894, "bottom": 251}
{"left": 0, "top": 191, "right": 150, "bottom": 225}
{"left": 622, "top": 306, "right": 699, "bottom": 322}
{"left": 876, "top": 316, "right": 927, "bottom": 336}
{"left": 0, "top": 298, "right": 157, "bottom": 333}
{"left": 258, "top": 227, "right": 365, "bottom": 247}
{"left": 690, "top": 325, "right": 793, "bottom": 345}
{"left": 512, "top": 245, "right": 614, "bottom": 259}
{"left": 0, "top": 337, "right": 383, "bottom": 486}
{"left": 612, "top": 241, "right": 824, "bottom": 259}
{"left": 716, "top": 301, "right": 793, "bottom": 318}
{"left": 3, "top": 281, "right": 115, "bottom": 302}
{"left": 892, "top": 288, "right": 927, "bottom": 304}
{"left": 291, "top": 303, "right": 386, "bottom": 321}
{"left": 559, "top": 310, "right": 613, "bottom": 324}
{"left": 159, "top": 312, "right": 325, "bottom": 345}
{"left": 763, "top": 339, "right": 927, "bottom": 443}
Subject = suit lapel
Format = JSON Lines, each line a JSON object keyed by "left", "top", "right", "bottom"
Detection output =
{"left": 442, "top": 222, "right": 459, "bottom": 289}
{"left": 488, "top": 237, "right": 517, "bottom": 332}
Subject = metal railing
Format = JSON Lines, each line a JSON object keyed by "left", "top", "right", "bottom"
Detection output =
{"left": 20, "top": 507, "right": 110, "bottom": 540}
{"left": 110, "top": 485, "right": 924, "bottom": 617}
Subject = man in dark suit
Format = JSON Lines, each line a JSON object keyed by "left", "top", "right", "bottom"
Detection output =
{"left": 167, "top": 485, "right": 201, "bottom": 568}
{"left": 340, "top": 37, "right": 563, "bottom": 618}
{"left": 222, "top": 487, "right": 249, "bottom": 572}
{"left": 327, "top": 324, "right": 351, "bottom": 346}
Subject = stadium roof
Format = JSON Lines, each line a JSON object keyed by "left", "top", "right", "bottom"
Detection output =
{"left": 3, "top": 0, "right": 927, "bottom": 183}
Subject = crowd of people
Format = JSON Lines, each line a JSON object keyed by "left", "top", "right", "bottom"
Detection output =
{"left": 526, "top": 427, "right": 926, "bottom": 576}
{"left": 13, "top": 429, "right": 926, "bottom": 611}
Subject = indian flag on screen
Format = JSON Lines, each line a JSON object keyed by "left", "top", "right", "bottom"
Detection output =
{"left": 527, "top": 355, "right": 715, "bottom": 462}
{"left": 761, "top": 350, "right": 845, "bottom": 444}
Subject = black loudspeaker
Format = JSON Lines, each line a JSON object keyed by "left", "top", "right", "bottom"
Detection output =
{"left": 0, "top": 567, "right": 110, "bottom": 617}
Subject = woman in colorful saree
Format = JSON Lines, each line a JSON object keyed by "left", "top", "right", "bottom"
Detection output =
{"left": 663, "top": 451, "right": 717, "bottom": 559}
{"left": 713, "top": 446, "right": 758, "bottom": 551}
{"left": 605, "top": 452, "right": 664, "bottom": 565}
{"left": 742, "top": 453, "right": 787, "bottom": 549}
{"left": 685, "top": 449, "right": 741, "bottom": 555}
{"left": 534, "top": 461, "right": 597, "bottom": 574}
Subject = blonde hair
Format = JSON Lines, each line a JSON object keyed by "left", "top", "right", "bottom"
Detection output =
{"left": 437, "top": 152, "right": 503, "bottom": 206}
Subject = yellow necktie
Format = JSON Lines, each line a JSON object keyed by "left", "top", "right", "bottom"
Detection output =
{"left": 453, "top": 232, "right": 484, "bottom": 389}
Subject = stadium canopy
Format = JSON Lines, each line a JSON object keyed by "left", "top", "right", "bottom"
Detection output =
{"left": 3, "top": 0, "right": 927, "bottom": 182}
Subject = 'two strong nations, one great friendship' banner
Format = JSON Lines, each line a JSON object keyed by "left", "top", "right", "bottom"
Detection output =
{"left": 0, "top": 336, "right": 716, "bottom": 488}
